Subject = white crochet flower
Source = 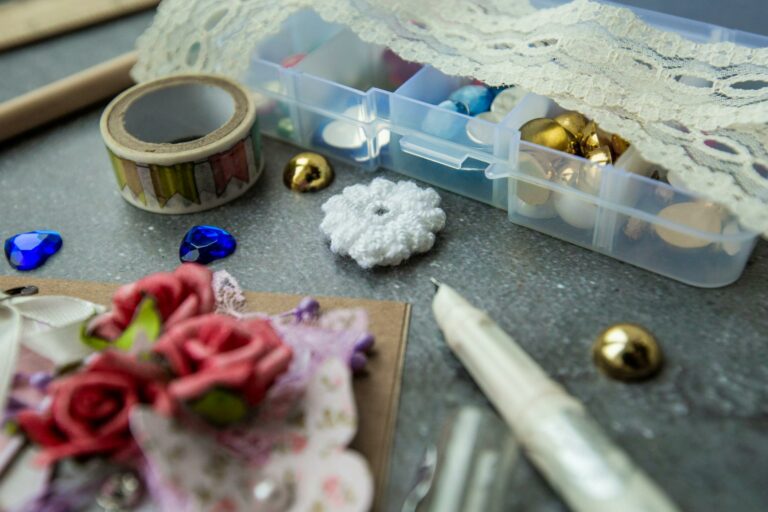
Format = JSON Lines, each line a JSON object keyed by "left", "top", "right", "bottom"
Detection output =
{"left": 320, "top": 178, "right": 446, "bottom": 268}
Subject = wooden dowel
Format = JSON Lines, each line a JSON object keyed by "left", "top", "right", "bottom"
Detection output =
{"left": 0, "top": 51, "right": 137, "bottom": 143}
{"left": 0, "top": 0, "right": 159, "bottom": 52}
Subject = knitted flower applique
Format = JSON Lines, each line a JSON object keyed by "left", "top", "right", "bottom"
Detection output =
{"left": 320, "top": 178, "right": 446, "bottom": 268}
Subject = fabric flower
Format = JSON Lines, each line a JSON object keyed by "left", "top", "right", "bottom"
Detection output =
{"left": 320, "top": 178, "right": 446, "bottom": 268}
{"left": 16, "top": 351, "right": 171, "bottom": 464}
{"left": 131, "top": 359, "right": 372, "bottom": 512}
{"left": 152, "top": 315, "right": 293, "bottom": 407}
{"left": 89, "top": 263, "right": 215, "bottom": 341}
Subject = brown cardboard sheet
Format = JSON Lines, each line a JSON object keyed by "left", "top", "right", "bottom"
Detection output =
{"left": 0, "top": 276, "right": 411, "bottom": 510}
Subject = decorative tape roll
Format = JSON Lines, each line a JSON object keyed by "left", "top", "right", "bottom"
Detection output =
{"left": 100, "top": 74, "right": 262, "bottom": 214}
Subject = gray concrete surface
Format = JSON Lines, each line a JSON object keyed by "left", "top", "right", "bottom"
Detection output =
{"left": 0, "top": 4, "right": 767, "bottom": 512}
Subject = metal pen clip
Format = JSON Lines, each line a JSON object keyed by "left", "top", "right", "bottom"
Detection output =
{"left": 403, "top": 406, "right": 521, "bottom": 512}
{"left": 0, "top": 285, "right": 39, "bottom": 302}
{"left": 401, "top": 445, "right": 438, "bottom": 512}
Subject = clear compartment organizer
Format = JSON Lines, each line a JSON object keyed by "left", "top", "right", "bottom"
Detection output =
{"left": 245, "top": 8, "right": 762, "bottom": 288}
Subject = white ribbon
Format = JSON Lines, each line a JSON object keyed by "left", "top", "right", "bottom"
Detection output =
{"left": 0, "top": 293, "right": 105, "bottom": 411}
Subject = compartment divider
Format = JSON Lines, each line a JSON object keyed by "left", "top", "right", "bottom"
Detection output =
{"left": 591, "top": 148, "right": 655, "bottom": 252}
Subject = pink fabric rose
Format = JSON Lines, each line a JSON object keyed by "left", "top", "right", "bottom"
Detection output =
{"left": 153, "top": 315, "right": 293, "bottom": 406}
{"left": 16, "top": 351, "right": 171, "bottom": 464}
{"left": 90, "top": 263, "right": 215, "bottom": 341}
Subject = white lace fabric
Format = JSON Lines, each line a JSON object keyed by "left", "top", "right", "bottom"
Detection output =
{"left": 212, "top": 270, "right": 247, "bottom": 316}
{"left": 134, "top": 0, "right": 768, "bottom": 236}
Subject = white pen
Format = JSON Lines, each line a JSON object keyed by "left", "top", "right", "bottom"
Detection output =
{"left": 431, "top": 279, "right": 680, "bottom": 512}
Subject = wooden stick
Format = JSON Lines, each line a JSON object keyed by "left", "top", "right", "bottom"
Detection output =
{"left": 0, "top": 0, "right": 159, "bottom": 52}
{"left": 0, "top": 51, "right": 137, "bottom": 143}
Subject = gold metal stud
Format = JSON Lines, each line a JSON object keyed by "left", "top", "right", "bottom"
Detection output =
{"left": 610, "top": 133, "right": 631, "bottom": 160}
{"left": 580, "top": 121, "right": 612, "bottom": 155}
{"left": 282, "top": 152, "right": 334, "bottom": 192}
{"left": 520, "top": 118, "right": 578, "bottom": 155}
{"left": 593, "top": 323, "right": 663, "bottom": 381}
{"left": 585, "top": 145, "right": 613, "bottom": 167}
{"left": 553, "top": 111, "right": 589, "bottom": 140}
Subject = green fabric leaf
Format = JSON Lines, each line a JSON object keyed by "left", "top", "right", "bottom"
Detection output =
{"left": 190, "top": 389, "right": 247, "bottom": 426}
{"left": 80, "top": 323, "right": 111, "bottom": 351}
{"left": 81, "top": 297, "right": 162, "bottom": 351}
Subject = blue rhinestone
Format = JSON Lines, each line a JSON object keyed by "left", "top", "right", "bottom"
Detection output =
{"left": 179, "top": 225, "right": 236, "bottom": 265}
{"left": 4, "top": 230, "right": 63, "bottom": 271}
{"left": 448, "top": 85, "right": 494, "bottom": 115}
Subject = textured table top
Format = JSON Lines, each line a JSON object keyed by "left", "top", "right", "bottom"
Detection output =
{"left": 1, "top": 4, "right": 767, "bottom": 512}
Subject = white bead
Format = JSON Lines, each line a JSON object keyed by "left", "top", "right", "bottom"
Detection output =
{"left": 554, "top": 192, "right": 598, "bottom": 229}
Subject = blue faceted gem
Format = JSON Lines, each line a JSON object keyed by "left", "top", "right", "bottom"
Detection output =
{"left": 4, "top": 230, "right": 63, "bottom": 271}
{"left": 179, "top": 225, "right": 236, "bottom": 265}
{"left": 448, "top": 85, "right": 494, "bottom": 115}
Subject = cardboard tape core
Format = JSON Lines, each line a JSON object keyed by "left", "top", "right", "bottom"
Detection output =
{"left": 100, "top": 74, "right": 262, "bottom": 214}
{"left": 103, "top": 74, "right": 252, "bottom": 161}
{"left": 123, "top": 83, "right": 236, "bottom": 145}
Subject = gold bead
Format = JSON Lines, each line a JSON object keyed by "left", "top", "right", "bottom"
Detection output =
{"left": 592, "top": 323, "right": 663, "bottom": 381}
{"left": 610, "top": 133, "right": 630, "bottom": 160}
{"left": 580, "top": 121, "right": 611, "bottom": 155}
{"left": 520, "top": 118, "right": 578, "bottom": 155}
{"left": 282, "top": 152, "right": 334, "bottom": 192}
{"left": 553, "top": 111, "right": 589, "bottom": 140}
{"left": 556, "top": 161, "right": 601, "bottom": 195}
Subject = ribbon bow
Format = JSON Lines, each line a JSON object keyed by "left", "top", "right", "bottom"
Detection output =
{"left": 0, "top": 290, "right": 104, "bottom": 411}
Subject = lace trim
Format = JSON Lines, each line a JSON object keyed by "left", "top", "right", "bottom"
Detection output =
{"left": 212, "top": 270, "right": 247, "bottom": 317}
{"left": 134, "top": 0, "right": 768, "bottom": 235}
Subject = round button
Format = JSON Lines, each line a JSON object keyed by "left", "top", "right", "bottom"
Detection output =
{"left": 592, "top": 323, "right": 663, "bottom": 381}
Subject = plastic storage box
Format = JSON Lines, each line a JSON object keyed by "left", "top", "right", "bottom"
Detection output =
{"left": 244, "top": 8, "right": 762, "bottom": 288}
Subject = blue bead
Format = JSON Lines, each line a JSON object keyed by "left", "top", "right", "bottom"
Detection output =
{"left": 438, "top": 99, "right": 469, "bottom": 115}
{"left": 4, "top": 230, "right": 63, "bottom": 271}
{"left": 488, "top": 85, "right": 507, "bottom": 98}
{"left": 421, "top": 100, "right": 468, "bottom": 138}
{"left": 179, "top": 225, "right": 236, "bottom": 265}
{"left": 448, "top": 85, "right": 494, "bottom": 115}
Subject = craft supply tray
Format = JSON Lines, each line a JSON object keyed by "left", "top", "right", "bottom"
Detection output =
{"left": 246, "top": 8, "right": 762, "bottom": 288}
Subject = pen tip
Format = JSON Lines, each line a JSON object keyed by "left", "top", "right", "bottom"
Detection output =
{"left": 429, "top": 278, "right": 442, "bottom": 292}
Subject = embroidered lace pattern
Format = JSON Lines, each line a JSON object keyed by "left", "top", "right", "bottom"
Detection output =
{"left": 134, "top": 0, "right": 768, "bottom": 235}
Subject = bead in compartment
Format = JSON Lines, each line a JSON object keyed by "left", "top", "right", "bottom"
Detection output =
{"left": 511, "top": 154, "right": 557, "bottom": 219}
{"left": 520, "top": 118, "right": 579, "bottom": 155}
{"left": 552, "top": 162, "right": 602, "bottom": 230}
{"left": 490, "top": 86, "right": 527, "bottom": 116}
{"left": 465, "top": 111, "right": 504, "bottom": 145}
{"left": 553, "top": 111, "right": 588, "bottom": 140}
{"left": 448, "top": 85, "right": 494, "bottom": 115}
{"left": 610, "top": 134, "right": 631, "bottom": 159}
{"left": 585, "top": 146, "right": 613, "bottom": 167}
{"left": 654, "top": 202, "right": 723, "bottom": 249}
{"left": 580, "top": 121, "right": 612, "bottom": 155}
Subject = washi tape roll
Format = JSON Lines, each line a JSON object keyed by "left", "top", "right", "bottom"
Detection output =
{"left": 100, "top": 74, "right": 262, "bottom": 214}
